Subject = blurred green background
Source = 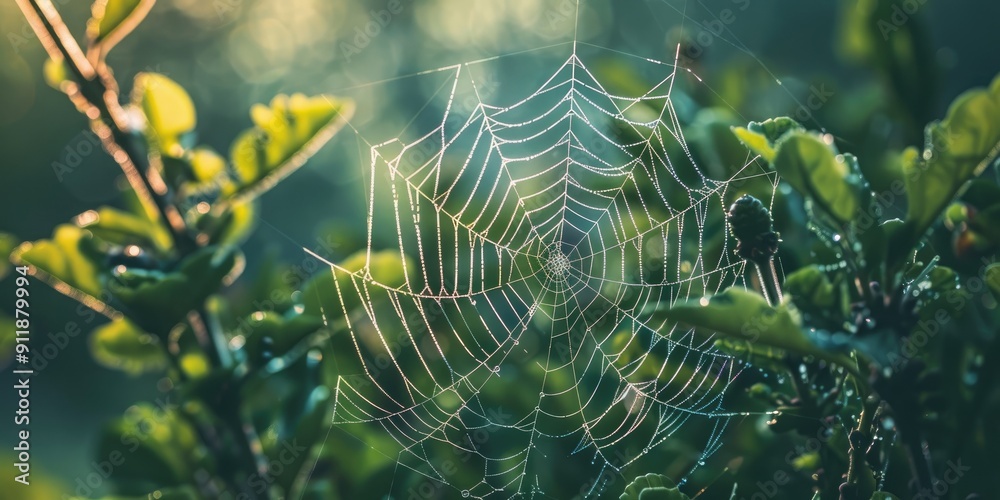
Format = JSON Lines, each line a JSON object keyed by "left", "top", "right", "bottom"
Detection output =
{"left": 2, "top": 0, "right": 999, "bottom": 497}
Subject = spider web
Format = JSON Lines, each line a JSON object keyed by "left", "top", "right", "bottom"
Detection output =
{"left": 299, "top": 5, "right": 784, "bottom": 498}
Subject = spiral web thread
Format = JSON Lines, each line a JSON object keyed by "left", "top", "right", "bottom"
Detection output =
{"left": 301, "top": 10, "right": 781, "bottom": 498}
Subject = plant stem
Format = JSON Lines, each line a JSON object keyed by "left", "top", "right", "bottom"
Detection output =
{"left": 14, "top": 0, "right": 193, "bottom": 253}
{"left": 753, "top": 257, "right": 783, "bottom": 306}
{"left": 15, "top": 2, "right": 269, "bottom": 497}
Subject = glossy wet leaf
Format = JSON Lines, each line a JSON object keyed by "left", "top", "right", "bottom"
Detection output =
{"left": 90, "top": 318, "right": 168, "bottom": 375}
{"left": 654, "top": 287, "right": 854, "bottom": 368}
{"left": 229, "top": 94, "right": 354, "bottom": 203}
{"left": 619, "top": 473, "right": 689, "bottom": 500}
{"left": 772, "top": 131, "right": 862, "bottom": 224}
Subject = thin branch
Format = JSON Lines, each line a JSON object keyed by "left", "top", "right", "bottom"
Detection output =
{"left": 14, "top": 0, "right": 192, "bottom": 251}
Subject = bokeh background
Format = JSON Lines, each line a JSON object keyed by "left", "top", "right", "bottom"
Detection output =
{"left": 1, "top": 0, "right": 999, "bottom": 497}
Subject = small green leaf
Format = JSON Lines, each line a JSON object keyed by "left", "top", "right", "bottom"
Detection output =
{"left": 772, "top": 131, "right": 862, "bottom": 224}
{"left": 12, "top": 225, "right": 114, "bottom": 315}
{"left": 229, "top": 94, "right": 354, "bottom": 203}
{"left": 620, "top": 473, "right": 690, "bottom": 500}
{"left": 132, "top": 73, "right": 196, "bottom": 154}
{"left": 86, "top": 0, "right": 155, "bottom": 55}
{"left": 239, "top": 311, "right": 325, "bottom": 370}
{"left": 732, "top": 117, "right": 804, "bottom": 163}
{"left": 42, "top": 58, "right": 69, "bottom": 90}
{"left": 748, "top": 117, "right": 804, "bottom": 143}
{"left": 654, "top": 288, "right": 854, "bottom": 368}
{"left": 76, "top": 207, "right": 172, "bottom": 254}
{"left": 732, "top": 126, "right": 776, "bottom": 163}
{"left": 195, "top": 200, "right": 258, "bottom": 246}
{"left": 112, "top": 246, "right": 242, "bottom": 335}
{"left": 162, "top": 147, "right": 228, "bottom": 191}
{"left": 90, "top": 318, "right": 168, "bottom": 375}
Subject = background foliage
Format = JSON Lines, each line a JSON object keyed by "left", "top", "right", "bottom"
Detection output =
{"left": 1, "top": 0, "right": 999, "bottom": 499}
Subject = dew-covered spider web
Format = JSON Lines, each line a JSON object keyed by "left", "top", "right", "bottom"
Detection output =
{"left": 295, "top": 2, "right": 789, "bottom": 498}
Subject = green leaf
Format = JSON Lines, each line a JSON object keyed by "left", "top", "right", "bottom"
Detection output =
{"left": 784, "top": 266, "right": 836, "bottom": 310}
{"left": 112, "top": 246, "right": 242, "bottom": 335}
{"left": 76, "top": 207, "right": 172, "bottom": 254}
{"left": 891, "top": 75, "right": 1000, "bottom": 264}
{"left": 42, "top": 58, "right": 69, "bottom": 90}
{"left": 90, "top": 318, "right": 168, "bottom": 375}
{"left": 772, "top": 131, "right": 863, "bottom": 224}
{"left": 162, "top": 147, "right": 228, "bottom": 191}
{"left": 132, "top": 72, "right": 196, "bottom": 154}
{"left": 732, "top": 117, "right": 804, "bottom": 163}
{"left": 732, "top": 127, "right": 776, "bottom": 163}
{"left": 654, "top": 288, "right": 854, "bottom": 369}
{"left": 619, "top": 473, "right": 690, "bottom": 500}
{"left": 301, "top": 250, "right": 410, "bottom": 318}
{"left": 86, "top": 0, "right": 155, "bottom": 55}
{"left": 196, "top": 200, "right": 258, "bottom": 246}
{"left": 0, "top": 232, "right": 16, "bottom": 280}
{"left": 239, "top": 311, "right": 325, "bottom": 370}
{"left": 229, "top": 94, "right": 354, "bottom": 203}
{"left": 97, "top": 404, "right": 200, "bottom": 495}
{"left": 11, "top": 225, "right": 115, "bottom": 316}
{"left": 748, "top": 117, "right": 803, "bottom": 142}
